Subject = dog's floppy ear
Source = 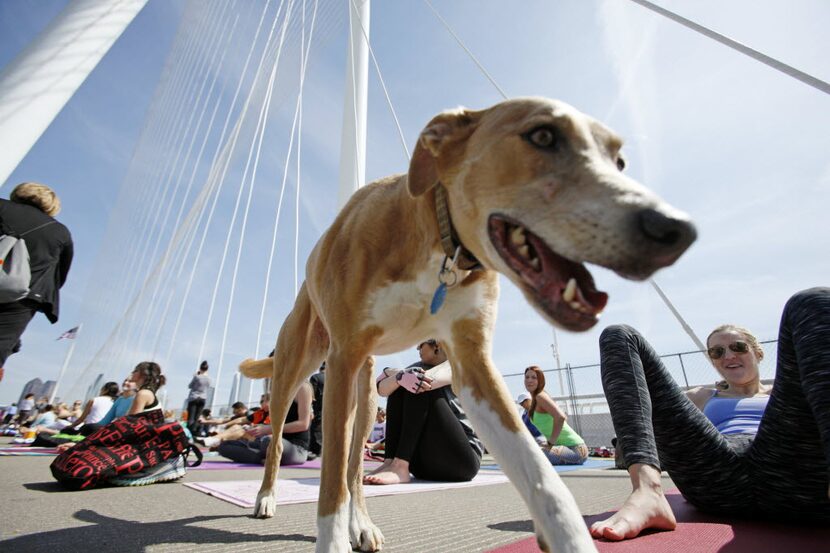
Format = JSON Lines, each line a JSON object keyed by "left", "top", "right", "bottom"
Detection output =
{"left": 407, "top": 108, "right": 479, "bottom": 197}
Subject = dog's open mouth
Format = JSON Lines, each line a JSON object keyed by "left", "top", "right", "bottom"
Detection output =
{"left": 488, "top": 214, "right": 608, "bottom": 331}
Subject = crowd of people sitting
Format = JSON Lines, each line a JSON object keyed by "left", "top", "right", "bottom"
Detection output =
{"left": 0, "top": 287, "right": 827, "bottom": 542}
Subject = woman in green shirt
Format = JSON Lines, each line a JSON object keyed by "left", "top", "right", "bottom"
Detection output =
{"left": 524, "top": 365, "right": 588, "bottom": 465}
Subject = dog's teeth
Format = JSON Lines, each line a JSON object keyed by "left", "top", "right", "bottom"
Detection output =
{"left": 569, "top": 300, "right": 583, "bottom": 312}
{"left": 518, "top": 245, "right": 530, "bottom": 259}
{"left": 530, "top": 257, "right": 540, "bottom": 270}
{"left": 563, "top": 278, "right": 577, "bottom": 302}
{"left": 510, "top": 226, "right": 527, "bottom": 246}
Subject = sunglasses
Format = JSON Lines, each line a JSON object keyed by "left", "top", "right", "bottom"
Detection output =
{"left": 707, "top": 341, "right": 750, "bottom": 360}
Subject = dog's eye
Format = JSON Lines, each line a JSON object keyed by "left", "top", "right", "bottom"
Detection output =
{"left": 524, "top": 126, "right": 562, "bottom": 150}
{"left": 616, "top": 156, "right": 626, "bottom": 171}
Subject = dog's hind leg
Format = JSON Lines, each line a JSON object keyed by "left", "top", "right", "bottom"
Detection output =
{"left": 346, "top": 356, "right": 384, "bottom": 552}
{"left": 254, "top": 284, "right": 327, "bottom": 518}
{"left": 446, "top": 319, "right": 597, "bottom": 553}
{"left": 316, "top": 334, "right": 379, "bottom": 553}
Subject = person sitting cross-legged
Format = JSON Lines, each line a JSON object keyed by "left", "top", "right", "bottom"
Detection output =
{"left": 213, "top": 387, "right": 312, "bottom": 466}
{"left": 364, "top": 339, "right": 483, "bottom": 485}
{"left": 523, "top": 365, "right": 588, "bottom": 465}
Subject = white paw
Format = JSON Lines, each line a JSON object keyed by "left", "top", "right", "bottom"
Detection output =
{"left": 254, "top": 491, "right": 278, "bottom": 518}
{"left": 349, "top": 517, "right": 384, "bottom": 552}
{"left": 315, "top": 537, "right": 353, "bottom": 553}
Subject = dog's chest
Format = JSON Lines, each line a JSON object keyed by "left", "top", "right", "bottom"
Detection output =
{"left": 365, "top": 262, "right": 439, "bottom": 326}
{"left": 364, "top": 253, "right": 493, "bottom": 351}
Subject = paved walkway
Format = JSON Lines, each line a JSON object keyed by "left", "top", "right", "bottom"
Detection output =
{"left": 0, "top": 441, "right": 674, "bottom": 552}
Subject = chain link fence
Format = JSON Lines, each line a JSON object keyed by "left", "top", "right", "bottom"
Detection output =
{"left": 170, "top": 341, "right": 778, "bottom": 445}
{"left": 503, "top": 340, "right": 778, "bottom": 448}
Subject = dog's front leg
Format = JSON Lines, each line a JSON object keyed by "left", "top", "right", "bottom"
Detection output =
{"left": 345, "top": 357, "right": 384, "bottom": 551}
{"left": 317, "top": 347, "right": 363, "bottom": 553}
{"left": 448, "top": 322, "right": 597, "bottom": 553}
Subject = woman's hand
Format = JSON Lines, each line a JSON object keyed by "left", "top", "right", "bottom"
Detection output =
{"left": 246, "top": 424, "right": 272, "bottom": 439}
{"left": 396, "top": 367, "right": 433, "bottom": 394}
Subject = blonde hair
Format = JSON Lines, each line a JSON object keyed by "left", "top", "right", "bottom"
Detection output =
{"left": 10, "top": 182, "right": 61, "bottom": 216}
{"left": 707, "top": 324, "right": 764, "bottom": 389}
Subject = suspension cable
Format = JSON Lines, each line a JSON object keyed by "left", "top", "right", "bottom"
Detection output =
{"left": 628, "top": 0, "right": 830, "bottom": 95}
{"left": 163, "top": 0, "right": 277, "bottom": 364}
{"left": 204, "top": 0, "right": 298, "bottom": 410}
{"left": 422, "top": 0, "right": 508, "bottom": 100}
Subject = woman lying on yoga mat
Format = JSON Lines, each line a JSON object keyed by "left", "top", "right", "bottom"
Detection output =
{"left": 591, "top": 287, "right": 830, "bottom": 541}
{"left": 523, "top": 366, "right": 588, "bottom": 465}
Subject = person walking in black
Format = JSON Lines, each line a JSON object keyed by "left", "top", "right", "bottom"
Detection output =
{"left": 0, "top": 183, "right": 73, "bottom": 382}
{"left": 185, "top": 360, "right": 211, "bottom": 435}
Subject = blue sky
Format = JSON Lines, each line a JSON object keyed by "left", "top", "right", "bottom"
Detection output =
{"left": 1, "top": 0, "right": 828, "bottom": 409}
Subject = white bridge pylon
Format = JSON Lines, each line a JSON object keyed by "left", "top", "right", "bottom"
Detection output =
{"left": 0, "top": 0, "right": 149, "bottom": 188}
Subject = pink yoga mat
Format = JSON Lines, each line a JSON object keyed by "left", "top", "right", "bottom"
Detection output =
{"left": 185, "top": 472, "right": 510, "bottom": 508}
{"left": 189, "top": 458, "right": 382, "bottom": 471}
{"left": 0, "top": 447, "right": 59, "bottom": 455}
{"left": 486, "top": 490, "right": 830, "bottom": 553}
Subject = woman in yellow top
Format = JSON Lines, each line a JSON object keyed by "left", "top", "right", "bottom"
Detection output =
{"left": 524, "top": 365, "right": 588, "bottom": 465}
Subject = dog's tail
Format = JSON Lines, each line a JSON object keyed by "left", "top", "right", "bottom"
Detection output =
{"left": 239, "top": 357, "right": 273, "bottom": 379}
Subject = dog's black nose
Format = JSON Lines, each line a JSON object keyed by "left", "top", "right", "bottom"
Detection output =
{"left": 638, "top": 208, "right": 697, "bottom": 250}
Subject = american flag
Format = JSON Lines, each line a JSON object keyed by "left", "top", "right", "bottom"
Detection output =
{"left": 57, "top": 326, "right": 79, "bottom": 340}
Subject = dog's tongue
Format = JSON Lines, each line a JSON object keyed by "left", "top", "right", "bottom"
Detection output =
{"left": 528, "top": 233, "right": 608, "bottom": 315}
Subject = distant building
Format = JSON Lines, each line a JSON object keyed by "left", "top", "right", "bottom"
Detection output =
{"left": 84, "top": 374, "right": 104, "bottom": 402}
{"left": 227, "top": 374, "right": 240, "bottom": 407}
{"left": 18, "top": 378, "right": 57, "bottom": 406}
{"left": 18, "top": 378, "right": 42, "bottom": 406}
{"left": 41, "top": 381, "right": 56, "bottom": 402}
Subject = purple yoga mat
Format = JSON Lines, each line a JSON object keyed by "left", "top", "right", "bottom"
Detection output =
{"left": 189, "top": 461, "right": 263, "bottom": 470}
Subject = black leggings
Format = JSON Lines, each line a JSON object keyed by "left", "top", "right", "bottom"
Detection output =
{"left": 217, "top": 436, "right": 308, "bottom": 465}
{"left": 599, "top": 287, "right": 830, "bottom": 522}
{"left": 186, "top": 398, "right": 205, "bottom": 434}
{"left": 0, "top": 300, "right": 37, "bottom": 366}
{"left": 384, "top": 387, "right": 480, "bottom": 482}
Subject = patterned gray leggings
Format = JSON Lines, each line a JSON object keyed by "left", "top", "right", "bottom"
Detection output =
{"left": 599, "top": 287, "right": 830, "bottom": 522}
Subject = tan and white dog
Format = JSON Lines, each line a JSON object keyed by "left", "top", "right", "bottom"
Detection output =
{"left": 239, "top": 97, "right": 696, "bottom": 553}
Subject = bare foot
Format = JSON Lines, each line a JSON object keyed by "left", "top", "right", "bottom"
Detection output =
{"left": 364, "top": 458, "right": 392, "bottom": 477}
{"left": 590, "top": 487, "right": 677, "bottom": 541}
{"left": 363, "top": 458, "right": 411, "bottom": 485}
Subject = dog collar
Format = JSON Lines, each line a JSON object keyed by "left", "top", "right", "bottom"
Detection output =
{"left": 434, "top": 184, "right": 482, "bottom": 271}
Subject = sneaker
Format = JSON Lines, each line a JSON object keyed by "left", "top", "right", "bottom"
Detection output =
{"left": 109, "top": 455, "right": 186, "bottom": 487}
